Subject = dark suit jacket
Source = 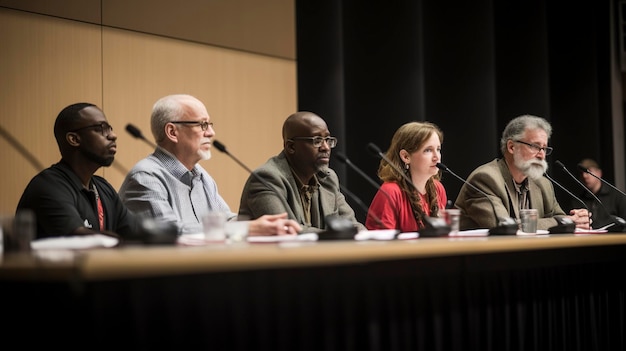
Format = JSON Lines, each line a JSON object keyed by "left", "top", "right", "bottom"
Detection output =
{"left": 238, "top": 151, "right": 365, "bottom": 233}
{"left": 454, "top": 158, "right": 566, "bottom": 230}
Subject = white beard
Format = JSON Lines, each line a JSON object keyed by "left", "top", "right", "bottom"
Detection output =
{"left": 198, "top": 138, "right": 212, "bottom": 160}
{"left": 513, "top": 152, "right": 547, "bottom": 180}
{"left": 198, "top": 149, "right": 211, "bottom": 160}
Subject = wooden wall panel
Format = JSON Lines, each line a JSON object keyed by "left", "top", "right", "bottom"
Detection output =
{"left": 0, "top": 0, "right": 295, "bottom": 60}
{"left": 102, "top": 27, "right": 296, "bottom": 211}
{"left": 103, "top": 0, "right": 295, "bottom": 59}
{"left": 0, "top": 7, "right": 296, "bottom": 215}
{"left": 0, "top": 0, "right": 102, "bottom": 23}
{"left": 0, "top": 8, "right": 103, "bottom": 214}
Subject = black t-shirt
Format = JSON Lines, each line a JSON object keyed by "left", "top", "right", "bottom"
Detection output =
{"left": 16, "top": 161, "right": 139, "bottom": 239}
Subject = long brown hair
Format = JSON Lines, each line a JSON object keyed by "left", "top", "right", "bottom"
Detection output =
{"left": 378, "top": 121, "right": 444, "bottom": 224}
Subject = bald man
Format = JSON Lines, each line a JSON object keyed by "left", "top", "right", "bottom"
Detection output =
{"left": 238, "top": 111, "right": 365, "bottom": 233}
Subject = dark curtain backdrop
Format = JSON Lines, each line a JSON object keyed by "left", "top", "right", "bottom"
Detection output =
{"left": 296, "top": 0, "right": 620, "bottom": 224}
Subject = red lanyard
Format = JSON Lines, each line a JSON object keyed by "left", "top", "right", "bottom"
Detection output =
{"left": 92, "top": 183, "right": 104, "bottom": 231}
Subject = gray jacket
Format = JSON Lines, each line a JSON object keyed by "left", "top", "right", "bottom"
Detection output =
{"left": 238, "top": 151, "right": 365, "bottom": 233}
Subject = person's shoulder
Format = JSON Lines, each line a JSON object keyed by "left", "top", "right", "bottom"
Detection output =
{"left": 128, "top": 154, "right": 162, "bottom": 173}
{"left": 26, "top": 163, "right": 75, "bottom": 187}
{"left": 254, "top": 153, "right": 288, "bottom": 175}
{"left": 380, "top": 181, "right": 402, "bottom": 193}
{"left": 468, "top": 158, "right": 501, "bottom": 177}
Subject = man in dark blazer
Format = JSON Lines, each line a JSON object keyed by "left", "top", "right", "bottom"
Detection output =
{"left": 454, "top": 115, "right": 591, "bottom": 231}
{"left": 238, "top": 111, "right": 365, "bottom": 233}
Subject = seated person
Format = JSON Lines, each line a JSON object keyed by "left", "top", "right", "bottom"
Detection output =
{"left": 238, "top": 111, "right": 365, "bottom": 233}
{"left": 574, "top": 158, "right": 626, "bottom": 228}
{"left": 454, "top": 114, "right": 590, "bottom": 231}
{"left": 366, "top": 121, "right": 447, "bottom": 232}
{"left": 17, "top": 103, "right": 139, "bottom": 239}
{"left": 119, "top": 94, "right": 301, "bottom": 236}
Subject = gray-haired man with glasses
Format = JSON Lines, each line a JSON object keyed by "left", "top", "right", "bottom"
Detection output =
{"left": 119, "top": 94, "right": 301, "bottom": 236}
{"left": 454, "top": 114, "right": 591, "bottom": 231}
{"left": 238, "top": 111, "right": 365, "bottom": 233}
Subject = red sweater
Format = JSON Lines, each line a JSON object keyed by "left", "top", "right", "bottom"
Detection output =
{"left": 366, "top": 180, "right": 447, "bottom": 232}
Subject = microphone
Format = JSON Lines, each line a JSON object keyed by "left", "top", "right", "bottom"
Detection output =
{"left": 126, "top": 123, "right": 157, "bottom": 149}
{"left": 334, "top": 152, "right": 395, "bottom": 232}
{"left": 335, "top": 152, "right": 383, "bottom": 192}
{"left": 555, "top": 160, "right": 604, "bottom": 207}
{"left": 366, "top": 142, "right": 450, "bottom": 237}
{"left": 556, "top": 161, "right": 625, "bottom": 232}
{"left": 338, "top": 183, "right": 386, "bottom": 229}
{"left": 436, "top": 163, "right": 518, "bottom": 235}
{"left": 212, "top": 140, "right": 254, "bottom": 173}
{"left": 542, "top": 172, "right": 579, "bottom": 233}
{"left": 213, "top": 140, "right": 357, "bottom": 240}
{"left": 366, "top": 143, "right": 417, "bottom": 189}
{"left": 577, "top": 163, "right": 626, "bottom": 198}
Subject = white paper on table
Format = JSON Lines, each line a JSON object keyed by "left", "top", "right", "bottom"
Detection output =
{"left": 247, "top": 233, "right": 318, "bottom": 243}
{"left": 354, "top": 229, "right": 400, "bottom": 241}
{"left": 31, "top": 234, "right": 119, "bottom": 250}
{"left": 574, "top": 228, "right": 608, "bottom": 234}
{"left": 449, "top": 229, "right": 490, "bottom": 237}
{"left": 516, "top": 229, "right": 550, "bottom": 236}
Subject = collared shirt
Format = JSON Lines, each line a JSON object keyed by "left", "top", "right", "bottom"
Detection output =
{"left": 119, "top": 147, "right": 235, "bottom": 234}
{"left": 513, "top": 177, "right": 530, "bottom": 211}
{"left": 291, "top": 168, "right": 320, "bottom": 227}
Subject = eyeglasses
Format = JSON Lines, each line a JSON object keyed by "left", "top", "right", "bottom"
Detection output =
{"left": 288, "top": 136, "right": 338, "bottom": 148}
{"left": 170, "top": 120, "right": 213, "bottom": 131}
{"left": 514, "top": 140, "right": 553, "bottom": 155}
{"left": 70, "top": 122, "right": 114, "bottom": 137}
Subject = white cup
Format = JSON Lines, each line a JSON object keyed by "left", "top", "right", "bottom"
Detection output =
{"left": 202, "top": 212, "right": 227, "bottom": 241}
{"left": 519, "top": 209, "right": 538, "bottom": 233}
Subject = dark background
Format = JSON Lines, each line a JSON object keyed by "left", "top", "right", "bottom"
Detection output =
{"left": 296, "top": 0, "right": 625, "bottom": 223}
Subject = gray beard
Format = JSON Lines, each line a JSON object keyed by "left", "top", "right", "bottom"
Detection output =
{"left": 514, "top": 153, "right": 548, "bottom": 180}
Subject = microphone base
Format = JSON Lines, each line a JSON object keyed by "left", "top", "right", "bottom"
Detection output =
{"left": 420, "top": 216, "right": 452, "bottom": 238}
{"left": 317, "top": 215, "right": 359, "bottom": 241}
{"left": 489, "top": 217, "right": 519, "bottom": 236}
{"left": 488, "top": 224, "right": 519, "bottom": 236}
{"left": 548, "top": 217, "right": 575, "bottom": 234}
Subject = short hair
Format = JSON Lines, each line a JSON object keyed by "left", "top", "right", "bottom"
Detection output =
{"left": 150, "top": 95, "right": 188, "bottom": 143}
{"left": 53, "top": 102, "right": 96, "bottom": 148}
{"left": 580, "top": 158, "right": 600, "bottom": 170}
{"left": 500, "top": 114, "right": 552, "bottom": 155}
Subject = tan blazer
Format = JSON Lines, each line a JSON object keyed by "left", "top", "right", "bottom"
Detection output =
{"left": 454, "top": 158, "right": 566, "bottom": 230}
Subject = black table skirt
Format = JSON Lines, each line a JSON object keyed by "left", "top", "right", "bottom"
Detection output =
{"left": 5, "top": 244, "right": 625, "bottom": 351}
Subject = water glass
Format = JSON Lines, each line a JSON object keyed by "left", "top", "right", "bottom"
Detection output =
{"left": 520, "top": 209, "right": 538, "bottom": 233}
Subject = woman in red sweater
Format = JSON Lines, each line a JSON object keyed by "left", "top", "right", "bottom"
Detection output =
{"left": 366, "top": 121, "right": 448, "bottom": 232}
